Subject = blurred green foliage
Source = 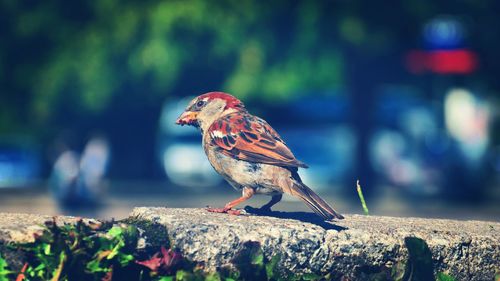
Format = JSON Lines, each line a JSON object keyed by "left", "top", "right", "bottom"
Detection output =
{"left": 0, "top": 0, "right": 499, "bottom": 138}
{"left": 0, "top": 0, "right": 345, "bottom": 135}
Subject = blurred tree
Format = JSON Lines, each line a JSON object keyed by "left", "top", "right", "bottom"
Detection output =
{"left": 0, "top": 0, "right": 344, "bottom": 133}
{"left": 0, "top": 0, "right": 499, "bottom": 178}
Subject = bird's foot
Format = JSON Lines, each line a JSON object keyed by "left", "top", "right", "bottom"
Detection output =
{"left": 206, "top": 207, "right": 242, "bottom": 216}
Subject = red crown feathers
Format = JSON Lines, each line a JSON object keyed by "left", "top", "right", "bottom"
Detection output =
{"left": 198, "top": 92, "right": 244, "bottom": 110}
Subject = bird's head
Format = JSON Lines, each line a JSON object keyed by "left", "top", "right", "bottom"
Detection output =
{"left": 175, "top": 92, "right": 245, "bottom": 131}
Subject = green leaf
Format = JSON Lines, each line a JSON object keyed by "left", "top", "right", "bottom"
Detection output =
{"left": 86, "top": 258, "right": 100, "bottom": 273}
{"left": 118, "top": 253, "right": 134, "bottom": 266}
{"left": 302, "top": 273, "right": 322, "bottom": 280}
{"left": 107, "top": 226, "right": 124, "bottom": 238}
{"left": 176, "top": 270, "right": 190, "bottom": 280}
{"left": 0, "top": 255, "right": 13, "bottom": 281}
{"left": 251, "top": 250, "right": 264, "bottom": 266}
{"left": 43, "top": 243, "right": 51, "bottom": 255}
{"left": 205, "top": 272, "right": 221, "bottom": 281}
{"left": 107, "top": 239, "right": 125, "bottom": 260}
{"left": 404, "top": 237, "right": 434, "bottom": 281}
{"left": 86, "top": 258, "right": 110, "bottom": 273}
{"left": 230, "top": 241, "right": 266, "bottom": 280}
{"left": 356, "top": 180, "right": 369, "bottom": 215}
{"left": 0, "top": 255, "right": 8, "bottom": 271}
{"left": 265, "top": 254, "right": 280, "bottom": 280}
{"left": 51, "top": 251, "right": 66, "bottom": 281}
{"left": 437, "top": 272, "right": 456, "bottom": 281}
{"left": 33, "top": 263, "right": 46, "bottom": 272}
{"left": 158, "top": 276, "right": 174, "bottom": 281}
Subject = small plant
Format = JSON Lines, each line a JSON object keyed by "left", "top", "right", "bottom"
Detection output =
{"left": 356, "top": 180, "right": 369, "bottom": 215}
{"left": 405, "top": 237, "right": 458, "bottom": 281}
{"left": 3, "top": 219, "right": 299, "bottom": 281}
{"left": 13, "top": 218, "right": 141, "bottom": 280}
{"left": 436, "top": 272, "right": 456, "bottom": 281}
{"left": 0, "top": 254, "right": 13, "bottom": 281}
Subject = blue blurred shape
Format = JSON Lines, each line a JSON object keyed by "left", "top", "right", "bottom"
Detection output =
{"left": 282, "top": 125, "right": 356, "bottom": 191}
{"left": 0, "top": 141, "right": 40, "bottom": 188}
{"left": 157, "top": 98, "right": 223, "bottom": 189}
{"left": 50, "top": 137, "right": 110, "bottom": 207}
{"left": 270, "top": 94, "right": 355, "bottom": 191}
{"left": 423, "top": 16, "right": 466, "bottom": 50}
{"left": 371, "top": 84, "right": 493, "bottom": 198}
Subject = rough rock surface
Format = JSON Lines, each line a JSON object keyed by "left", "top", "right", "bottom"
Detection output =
{"left": 0, "top": 213, "right": 96, "bottom": 243}
{"left": 129, "top": 207, "right": 499, "bottom": 281}
{"left": 0, "top": 209, "right": 498, "bottom": 280}
{"left": 0, "top": 213, "right": 98, "bottom": 270}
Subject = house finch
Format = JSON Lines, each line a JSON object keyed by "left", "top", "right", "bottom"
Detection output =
{"left": 176, "top": 92, "right": 344, "bottom": 220}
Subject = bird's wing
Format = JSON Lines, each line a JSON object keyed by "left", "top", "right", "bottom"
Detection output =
{"left": 208, "top": 112, "right": 308, "bottom": 168}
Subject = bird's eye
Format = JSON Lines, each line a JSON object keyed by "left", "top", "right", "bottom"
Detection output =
{"left": 196, "top": 100, "right": 206, "bottom": 108}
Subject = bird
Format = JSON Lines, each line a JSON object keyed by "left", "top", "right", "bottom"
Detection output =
{"left": 175, "top": 92, "right": 344, "bottom": 220}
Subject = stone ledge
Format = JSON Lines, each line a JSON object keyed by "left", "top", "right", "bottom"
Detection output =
{"left": 129, "top": 207, "right": 499, "bottom": 281}
{"left": 0, "top": 213, "right": 98, "bottom": 244}
{"left": 1, "top": 208, "right": 499, "bottom": 280}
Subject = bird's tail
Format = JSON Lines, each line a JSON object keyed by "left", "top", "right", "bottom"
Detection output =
{"left": 290, "top": 180, "right": 344, "bottom": 220}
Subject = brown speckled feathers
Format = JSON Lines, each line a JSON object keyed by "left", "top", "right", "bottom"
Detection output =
{"left": 208, "top": 112, "right": 308, "bottom": 169}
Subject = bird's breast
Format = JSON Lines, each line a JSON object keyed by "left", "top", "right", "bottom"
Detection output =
{"left": 205, "top": 145, "right": 257, "bottom": 185}
{"left": 203, "top": 143, "right": 288, "bottom": 195}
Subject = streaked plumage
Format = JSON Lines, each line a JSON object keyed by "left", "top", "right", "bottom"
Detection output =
{"left": 208, "top": 112, "right": 308, "bottom": 168}
{"left": 176, "top": 92, "right": 344, "bottom": 220}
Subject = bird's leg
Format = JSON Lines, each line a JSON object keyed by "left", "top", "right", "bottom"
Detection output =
{"left": 259, "top": 194, "right": 282, "bottom": 212}
{"left": 207, "top": 187, "right": 254, "bottom": 215}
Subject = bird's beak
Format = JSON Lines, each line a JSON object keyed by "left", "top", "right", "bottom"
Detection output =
{"left": 175, "top": 111, "right": 198, "bottom": 126}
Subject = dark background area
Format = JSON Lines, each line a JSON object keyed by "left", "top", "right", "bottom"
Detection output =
{"left": 0, "top": 0, "right": 498, "bottom": 220}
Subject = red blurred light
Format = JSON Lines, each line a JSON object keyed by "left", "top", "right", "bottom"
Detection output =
{"left": 405, "top": 49, "right": 478, "bottom": 74}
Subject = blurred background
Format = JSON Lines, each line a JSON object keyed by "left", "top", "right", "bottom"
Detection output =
{"left": 0, "top": 0, "right": 498, "bottom": 221}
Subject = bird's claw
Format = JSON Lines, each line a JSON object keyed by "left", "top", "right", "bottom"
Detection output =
{"left": 205, "top": 207, "right": 227, "bottom": 213}
{"left": 227, "top": 209, "right": 242, "bottom": 215}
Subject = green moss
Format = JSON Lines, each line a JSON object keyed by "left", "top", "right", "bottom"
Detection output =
{"left": 404, "top": 237, "right": 435, "bottom": 281}
{"left": 120, "top": 217, "right": 170, "bottom": 250}
{"left": 436, "top": 272, "right": 456, "bottom": 281}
